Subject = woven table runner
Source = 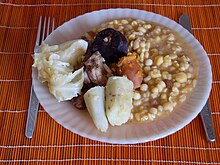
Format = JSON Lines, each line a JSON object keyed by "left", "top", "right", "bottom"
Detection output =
{"left": 0, "top": 0, "right": 220, "bottom": 164}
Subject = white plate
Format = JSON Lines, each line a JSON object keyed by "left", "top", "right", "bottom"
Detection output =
{"left": 32, "top": 8, "right": 212, "bottom": 144}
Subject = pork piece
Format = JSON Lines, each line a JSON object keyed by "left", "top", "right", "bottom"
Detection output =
{"left": 81, "top": 31, "right": 96, "bottom": 45}
{"left": 71, "top": 95, "right": 86, "bottom": 110}
{"left": 116, "top": 55, "right": 143, "bottom": 89}
{"left": 71, "top": 84, "right": 94, "bottom": 110}
{"left": 84, "top": 51, "right": 113, "bottom": 86}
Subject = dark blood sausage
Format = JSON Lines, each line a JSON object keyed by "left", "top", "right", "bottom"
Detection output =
{"left": 91, "top": 28, "right": 128, "bottom": 64}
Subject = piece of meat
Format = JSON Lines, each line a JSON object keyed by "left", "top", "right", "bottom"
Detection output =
{"left": 116, "top": 55, "right": 143, "bottom": 89}
{"left": 71, "top": 95, "right": 86, "bottom": 110}
{"left": 84, "top": 51, "right": 113, "bottom": 86}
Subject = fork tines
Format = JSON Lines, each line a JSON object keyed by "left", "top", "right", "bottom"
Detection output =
{"left": 38, "top": 16, "right": 55, "bottom": 45}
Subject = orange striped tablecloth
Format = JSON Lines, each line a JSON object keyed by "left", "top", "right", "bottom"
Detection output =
{"left": 0, "top": 0, "right": 220, "bottom": 164}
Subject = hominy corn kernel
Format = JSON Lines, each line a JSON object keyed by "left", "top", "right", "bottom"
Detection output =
{"left": 158, "top": 105, "right": 163, "bottom": 112}
{"left": 134, "top": 100, "right": 142, "bottom": 106}
{"left": 169, "top": 97, "right": 177, "bottom": 107}
{"left": 118, "top": 25, "right": 124, "bottom": 31}
{"left": 151, "top": 87, "right": 159, "bottom": 93}
{"left": 140, "top": 84, "right": 148, "bottom": 91}
{"left": 138, "top": 27, "right": 147, "bottom": 33}
{"left": 135, "top": 113, "right": 141, "bottom": 121}
{"left": 154, "top": 26, "right": 161, "bottom": 34}
{"left": 187, "top": 73, "right": 192, "bottom": 79}
{"left": 139, "top": 52, "right": 145, "bottom": 62}
{"left": 151, "top": 92, "right": 159, "bottom": 99}
{"left": 137, "top": 48, "right": 142, "bottom": 54}
{"left": 154, "top": 55, "right": 164, "bottom": 66}
{"left": 143, "top": 24, "right": 151, "bottom": 29}
{"left": 145, "top": 42, "right": 151, "bottom": 50}
{"left": 163, "top": 102, "right": 173, "bottom": 111}
{"left": 167, "top": 33, "right": 175, "bottom": 41}
{"left": 143, "top": 76, "right": 151, "bottom": 82}
{"left": 128, "top": 34, "right": 136, "bottom": 40}
{"left": 133, "top": 39, "right": 140, "bottom": 50}
{"left": 162, "top": 88, "right": 168, "bottom": 93}
{"left": 170, "top": 54, "right": 177, "bottom": 60}
{"left": 141, "top": 115, "right": 149, "bottom": 121}
{"left": 113, "top": 20, "right": 118, "bottom": 24}
{"left": 175, "top": 72, "right": 187, "bottom": 83}
{"left": 143, "top": 98, "right": 149, "bottom": 102}
{"left": 144, "top": 66, "right": 151, "bottom": 73}
{"left": 133, "top": 92, "right": 141, "bottom": 100}
{"left": 140, "top": 41, "right": 146, "bottom": 48}
{"left": 160, "top": 93, "right": 167, "bottom": 100}
{"left": 159, "top": 81, "right": 166, "bottom": 88}
{"left": 141, "top": 48, "right": 146, "bottom": 53}
{"left": 149, "top": 69, "right": 161, "bottom": 78}
{"left": 144, "top": 52, "right": 149, "bottom": 58}
{"left": 150, "top": 108, "right": 158, "bottom": 115}
{"left": 142, "top": 91, "right": 150, "bottom": 98}
{"left": 145, "top": 59, "right": 153, "bottom": 66}
{"left": 121, "top": 19, "right": 129, "bottom": 24}
{"left": 125, "top": 25, "right": 133, "bottom": 30}
{"left": 173, "top": 82, "right": 181, "bottom": 88}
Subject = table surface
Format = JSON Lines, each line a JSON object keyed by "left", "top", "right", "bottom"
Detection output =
{"left": 0, "top": 0, "right": 220, "bottom": 164}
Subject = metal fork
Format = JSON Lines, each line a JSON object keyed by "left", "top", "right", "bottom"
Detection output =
{"left": 25, "top": 16, "right": 55, "bottom": 138}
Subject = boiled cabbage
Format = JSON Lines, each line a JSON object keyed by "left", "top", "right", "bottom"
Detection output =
{"left": 33, "top": 39, "right": 88, "bottom": 101}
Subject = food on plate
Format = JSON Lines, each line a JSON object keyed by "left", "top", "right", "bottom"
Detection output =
{"left": 48, "top": 67, "right": 84, "bottom": 101}
{"left": 33, "top": 40, "right": 87, "bottom": 101}
{"left": 116, "top": 54, "right": 143, "bottom": 89}
{"left": 91, "top": 28, "right": 128, "bottom": 64}
{"left": 84, "top": 51, "right": 113, "bottom": 85}
{"left": 71, "top": 94, "right": 86, "bottom": 110}
{"left": 105, "top": 76, "right": 134, "bottom": 126}
{"left": 34, "top": 17, "right": 198, "bottom": 132}
{"left": 37, "top": 40, "right": 88, "bottom": 68}
{"left": 84, "top": 86, "right": 108, "bottom": 132}
{"left": 85, "top": 18, "right": 198, "bottom": 122}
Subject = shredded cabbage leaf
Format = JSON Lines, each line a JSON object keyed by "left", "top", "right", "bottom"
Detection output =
{"left": 33, "top": 39, "right": 87, "bottom": 101}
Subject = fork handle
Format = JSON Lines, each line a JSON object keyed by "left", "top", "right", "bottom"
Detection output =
{"left": 25, "top": 86, "right": 40, "bottom": 138}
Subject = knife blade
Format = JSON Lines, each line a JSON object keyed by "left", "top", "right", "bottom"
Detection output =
{"left": 179, "top": 14, "right": 215, "bottom": 142}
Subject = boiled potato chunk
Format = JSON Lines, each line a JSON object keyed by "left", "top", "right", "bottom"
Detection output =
{"left": 105, "top": 76, "right": 134, "bottom": 126}
{"left": 84, "top": 86, "right": 108, "bottom": 132}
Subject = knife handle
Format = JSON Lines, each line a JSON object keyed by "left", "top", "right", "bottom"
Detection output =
{"left": 179, "top": 14, "right": 215, "bottom": 142}
{"left": 25, "top": 86, "right": 40, "bottom": 138}
{"left": 200, "top": 102, "right": 215, "bottom": 142}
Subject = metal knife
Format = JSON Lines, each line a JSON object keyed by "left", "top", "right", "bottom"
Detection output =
{"left": 179, "top": 14, "right": 215, "bottom": 142}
